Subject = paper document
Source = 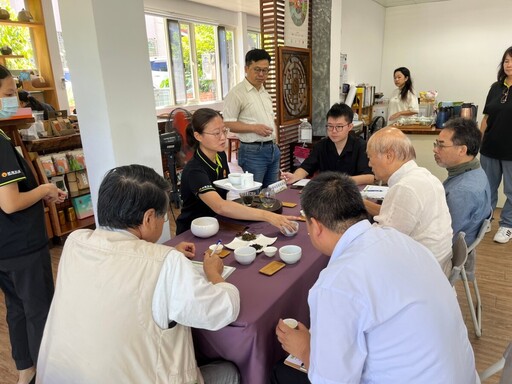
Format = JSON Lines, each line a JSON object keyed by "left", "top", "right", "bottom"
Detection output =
{"left": 292, "top": 179, "right": 311, "bottom": 187}
{"left": 361, "top": 185, "right": 389, "bottom": 200}
{"left": 191, "top": 261, "right": 235, "bottom": 280}
{"left": 284, "top": 354, "right": 307, "bottom": 373}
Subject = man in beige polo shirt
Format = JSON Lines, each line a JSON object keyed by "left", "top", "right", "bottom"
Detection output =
{"left": 223, "top": 49, "right": 280, "bottom": 187}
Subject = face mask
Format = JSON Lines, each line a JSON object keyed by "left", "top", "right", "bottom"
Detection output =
{"left": 0, "top": 96, "right": 19, "bottom": 119}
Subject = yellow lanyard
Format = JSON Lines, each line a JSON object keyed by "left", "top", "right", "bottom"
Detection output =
{"left": 197, "top": 150, "right": 223, "bottom": 177}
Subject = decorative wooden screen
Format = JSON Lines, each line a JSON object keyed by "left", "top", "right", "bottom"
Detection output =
{"left": 260, "top": 0, "right": 313, "bottom": 171}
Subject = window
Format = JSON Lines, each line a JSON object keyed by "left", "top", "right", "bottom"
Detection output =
{"left": 0, "top": 0, "right": 36, "bottom": 70}
{"left": 145, "top": 14, "right": 236, "bottom": 109}
{"left": 247, "top": 31, "right": 261, "bottom": 50}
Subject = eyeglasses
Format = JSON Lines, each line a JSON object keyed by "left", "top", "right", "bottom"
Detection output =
{"left": 252, "top": 67, "right": 270, "bottom": 75}
{"left": 501, "top": 87, "right": 510, "bottom": 104}
{"left": 433, "top": 141, "right": 459, "bottom": 149}
{"left": 325, "top": 123, "right": 350, "bottom": 132}
{"left": 203, "top": 128, "right": 229, "bottom": 139}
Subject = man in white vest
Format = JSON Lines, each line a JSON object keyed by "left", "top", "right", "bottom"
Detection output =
{"left": 37, "top": 164, "right": 240, "bottom": 384}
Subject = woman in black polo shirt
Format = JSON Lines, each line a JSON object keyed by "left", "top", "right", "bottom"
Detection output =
{"left": 480, "top": 46, "right": 512, "bottom": 244}
{"left": 0, "top": 65, "right": 66, "bottom": 384}
{"left": 176, "top": 108, "right": 297, "bottom": 235}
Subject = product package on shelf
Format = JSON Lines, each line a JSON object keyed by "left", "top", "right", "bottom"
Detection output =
{"left": 39, "top": 155, "right": 56, "bottom": 177}
{"left": 71, "top": 194, "right": 94, "bottom": 219}
{"left": 67, "top": 149, "right": 86, "bottom": 171}
{"left": 76, "top": 170, "right": 89, "bottom": 190}
{"left": 66, "top": 172, "right": 78, "bottom": 194}
{"left": 52, "top": 152, "right": 70, "bottom": 174}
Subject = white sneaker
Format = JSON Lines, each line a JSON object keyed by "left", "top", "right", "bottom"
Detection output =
{"left": 494, "top": 227, "right": 512, "bottom": 244}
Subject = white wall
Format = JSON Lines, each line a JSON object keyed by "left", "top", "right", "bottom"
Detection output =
{"left": 380, "top": 0, "right": 512, "bottom": 121}
{"left": 339, "top": 0, "right": 385, "bottom": 91}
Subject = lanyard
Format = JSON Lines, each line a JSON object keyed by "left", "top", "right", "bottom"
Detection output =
{"left": 197, "top": 150, "right": 223, "bottom": 177}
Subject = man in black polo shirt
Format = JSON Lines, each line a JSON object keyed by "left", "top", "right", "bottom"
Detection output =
{"left": 281, "top": 103, "right": 374, "bottom": 186}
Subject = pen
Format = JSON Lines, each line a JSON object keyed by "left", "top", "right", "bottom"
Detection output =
{"left": 210, "top": 239, "right": 222, "bottom": 255}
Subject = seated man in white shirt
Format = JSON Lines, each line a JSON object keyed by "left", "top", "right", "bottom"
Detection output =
{"left": 273, "top": 172, "right": 478, "bottom": 384}
{"left": 364, "top": 127, "right": 453, "bottom": 276}
{"left": 37, "top": 165, "right": 240, "bottom": 384}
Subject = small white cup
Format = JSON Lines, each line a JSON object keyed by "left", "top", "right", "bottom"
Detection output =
{"left": 228, "top": 173, "right": 242, "bottom": 186}
{"left": 283, "top": 318, "right": 298, "bottom": 329}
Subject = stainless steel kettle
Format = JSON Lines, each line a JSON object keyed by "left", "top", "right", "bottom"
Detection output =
{"left": 460, "top": 103, "right": 478, "bottom": 121}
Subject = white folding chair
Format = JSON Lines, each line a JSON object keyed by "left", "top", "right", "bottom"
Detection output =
{"left": 459, "top": 216, "right": 492, "bottom": 338}
{"left": 449, "top": 232, "right": 468, "bottom": 286}
{"left": 479, "top": 342, "right": 512, "bottom": 383}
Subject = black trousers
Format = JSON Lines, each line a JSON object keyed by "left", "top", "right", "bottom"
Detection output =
{"left": 270, "top": 360, "right": 311, "bottom": 384}
{"left": 0, "top": 247, "right": 54, "bottom": 370}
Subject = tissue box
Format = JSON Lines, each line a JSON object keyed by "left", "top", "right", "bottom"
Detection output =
{"left": 71, "top": 194, "right": 94, "bottom": 219}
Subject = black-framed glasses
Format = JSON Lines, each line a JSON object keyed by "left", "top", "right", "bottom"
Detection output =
{"left": 501, "top": 87, "right": 510, "bottom": 104}
{"left": 252, "top": 67, "right": 270, "bottom": 75}
{"left": 433, "top": 141, "right": 458, "bottom": 149}
{"left": 203, "top": 128, "right": 230, "bottom": 139}
{"left": 325, "top": 123, "right": 350, "bottom": 132}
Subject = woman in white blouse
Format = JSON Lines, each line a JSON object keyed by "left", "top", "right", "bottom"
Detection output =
{"left": 387, "top": 67, "right": 419, "bottom": 124}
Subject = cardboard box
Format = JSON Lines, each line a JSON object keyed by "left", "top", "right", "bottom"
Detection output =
{"left": 71, "top": 194, "right": 94, "bottom": 219}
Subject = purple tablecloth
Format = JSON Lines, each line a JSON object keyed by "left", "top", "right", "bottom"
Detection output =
{"left": 164, "top": 188, "right": 328, "bottom": 384}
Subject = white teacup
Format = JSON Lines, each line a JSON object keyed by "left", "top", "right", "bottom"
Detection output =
{"left": 228, "top": 173, "right": 242, "bottom": 186}
{"left": 283, "top": 318, "right": 298, "bottom": 329}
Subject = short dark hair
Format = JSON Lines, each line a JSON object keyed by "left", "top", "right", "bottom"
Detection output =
{"left": 185, "top": 108, "right": 222, "bottom": 147}
{"left": 301, "top": 172, "right": 368, "bottom": 233}
{"left": 0, "top": 65, "right": 12, "bottom": 85}
{"left": 443, "top": 118, "right": 481, "bottom": 157}
{"left": 97, "top": 164, "right": 170, "bottom": 229}
{"left": 326, "top": 103, "right": 354, "bottom": 123}
{"left": 245, "top": 49, "right": 271, "bottom": 66}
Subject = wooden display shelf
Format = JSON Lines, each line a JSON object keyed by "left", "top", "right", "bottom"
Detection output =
{"left": 58, "top": 216, "right": 95, "bottom": 236}
{"left": 24, "top": 133, "right": 82, "bottom": 153}
{"left": 69, "top": 188, "right": 90, "bottom": 199}
{"left": 0, "top": 54, "right": 24, "bottom": 66}
{"left": 0, "top": 19, "right": 43, "bottom": 27}
{"left": 21, "top": 80, "right": 54, "bottom": 92}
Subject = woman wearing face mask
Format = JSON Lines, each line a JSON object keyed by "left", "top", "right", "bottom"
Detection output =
{"left": 0, "top": 65, "right": 67, "bottom": 384}
{"left": 176, "top": 108, "right": 298, "bottom": 235}
{"left": 387, "top": 67, "right": 419, "bottom": 124}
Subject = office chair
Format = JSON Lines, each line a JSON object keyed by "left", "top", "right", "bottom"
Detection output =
{"left": 479, "top": 342, "right": 512, "bottom": 383}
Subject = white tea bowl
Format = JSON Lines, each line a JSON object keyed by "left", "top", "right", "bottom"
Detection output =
{"left": 190, "top": 217, "right": 219, "bottom": 238}
{"left": 279, "top": 245, "right": 302, "bottom": 264}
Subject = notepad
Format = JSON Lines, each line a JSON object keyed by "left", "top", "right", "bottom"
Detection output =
{"left": 292, "top": 179, "right": 311, "bottom": 187}
{"left": 284, "top": 354, "right": 307, "bottom": 373}
{"left": 361, "top": 185, "right": 389, "bottom": 200}
{"left": 191, "top": 261, "right": 236, "bottom": 280}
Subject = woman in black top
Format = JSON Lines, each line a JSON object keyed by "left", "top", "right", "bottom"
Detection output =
{"left": 176, "top": 108, "right": 297, "bottom": 235}
{"left": 480, "top": 46, "right": 512, "bottom": 244}
{"left": 0, "top": 65, "right": 66, "bottom": 384}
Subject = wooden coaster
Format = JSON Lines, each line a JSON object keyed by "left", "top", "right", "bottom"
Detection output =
{"left": 206, "top": 249, "right": 231, "bottom": 258}
{"left": 259, "top": 261, "right": 286, "bottom": 276}
{"left": 282, "top": 201, "right": 297, "bottom": 208}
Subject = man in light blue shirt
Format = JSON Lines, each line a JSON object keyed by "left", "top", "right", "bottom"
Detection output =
{"left": 273, "top": 172, "right": 479, "bottom": 384}
{"left": 434, "top": 117, "right": 492, "bottom": 246}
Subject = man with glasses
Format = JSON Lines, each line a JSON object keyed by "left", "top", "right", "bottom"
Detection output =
{"left": 37, "top": 164, "right": 241, "bottom": 384}
{"left": 281, "top": 103, "right": 374, "bottom": 186}
{"left": 364, "top": 128, "right": 453, "bottom": 276}
{"left": 223, "top": 49, "right": 280, "bottom": 187}
{"left": 434, "top": 117, "right": 491, "bottom": 246}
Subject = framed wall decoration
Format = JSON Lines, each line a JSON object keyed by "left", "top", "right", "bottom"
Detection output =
{"left": 278, "top": 46, "right": 312, "bottom": 125}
